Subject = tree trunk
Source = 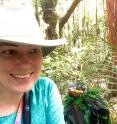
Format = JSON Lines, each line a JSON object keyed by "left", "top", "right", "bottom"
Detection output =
{"left": 106, "top": 0, "right": 117, "bottom": 64}
{"left": 106, "top": 0, "right": 117, "bottom": 98}
{"left": 40, "top": 0, "right": 58, "bottom": 39}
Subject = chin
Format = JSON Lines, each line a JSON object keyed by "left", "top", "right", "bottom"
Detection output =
{"left": 12, "top": 81, "right": 35, "bottom": 93}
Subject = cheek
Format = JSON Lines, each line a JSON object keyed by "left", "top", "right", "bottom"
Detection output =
{"left": 0, "top": 58, "right": 14, "bottom": 72}
{"left": 0, "top": 59, "right": 13, "bottom": 84}
{"left": 33, "top": 56, "right": 43, "bottom": 72}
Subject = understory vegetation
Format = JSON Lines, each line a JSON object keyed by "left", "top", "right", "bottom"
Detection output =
{"left": 39, "top": 0, "right": 117, "bottom": 123}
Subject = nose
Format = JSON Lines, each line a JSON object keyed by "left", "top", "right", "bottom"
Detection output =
{"left": 16, "top": 53, "right": 32, "bottom": 67}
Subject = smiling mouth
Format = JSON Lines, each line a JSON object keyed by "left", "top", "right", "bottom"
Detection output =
{"left": 10, "top": 72, "right": 33, "bottom": 79}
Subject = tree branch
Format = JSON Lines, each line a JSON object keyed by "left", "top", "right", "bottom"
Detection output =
{"left": 59, "top": 0, "right": 82, "bottom": 36}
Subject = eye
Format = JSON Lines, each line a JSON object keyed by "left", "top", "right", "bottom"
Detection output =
{"left": 1, "top": 49, "right": 18, "bottom": 56}
{"left": 29, "top": 48, "right": 41, "bottom": 55}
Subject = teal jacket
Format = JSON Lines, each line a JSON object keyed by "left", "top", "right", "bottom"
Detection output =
{"left": 0, "top": 77, "right": 65, "bottom": 124}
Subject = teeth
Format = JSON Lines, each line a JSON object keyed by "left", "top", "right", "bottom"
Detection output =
{"left": 12, "top": 74, "right": 30, "bottom": 79}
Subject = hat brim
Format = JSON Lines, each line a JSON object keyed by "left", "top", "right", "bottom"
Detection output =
{"left": 42, "top": 47, "right": 56, "bottom": 57}
{"left": 0, "top": 37, "right": 66, "bottom": 47}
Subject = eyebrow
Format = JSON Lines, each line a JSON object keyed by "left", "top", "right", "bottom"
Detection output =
{"left": 0, "top": 42, "right": 18, "bottom": 47}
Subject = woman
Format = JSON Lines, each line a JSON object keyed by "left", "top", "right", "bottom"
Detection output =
{"left": 0, "top": 0, "right": 66, "bottom": 124}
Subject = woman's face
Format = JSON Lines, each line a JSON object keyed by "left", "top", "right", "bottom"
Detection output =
{"left": 0, "top": 42, "right": 43, "bottom": 93}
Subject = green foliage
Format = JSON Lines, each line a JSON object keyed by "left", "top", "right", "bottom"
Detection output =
{"left": 42, "top": 46, "right": 74, "bottom": 94}
{"left": 42, "top": 15, "right": 116, "bottom": 97}
{"left": 33, "top": 0, "right": 116, "bottom": 122}
{"left": 64, "top": 87, "right": 111, "bottom": 124}
{"left": 64, "top": 87, "right": 108, "bottom": 111}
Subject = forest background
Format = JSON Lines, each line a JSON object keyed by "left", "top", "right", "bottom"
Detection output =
{"left": 32, "top": 0, "right": 117, "bottom": 123}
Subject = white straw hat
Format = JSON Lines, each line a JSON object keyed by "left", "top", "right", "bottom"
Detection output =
{"left": 0, "top": 0, "right": 66, "bottom": 56}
